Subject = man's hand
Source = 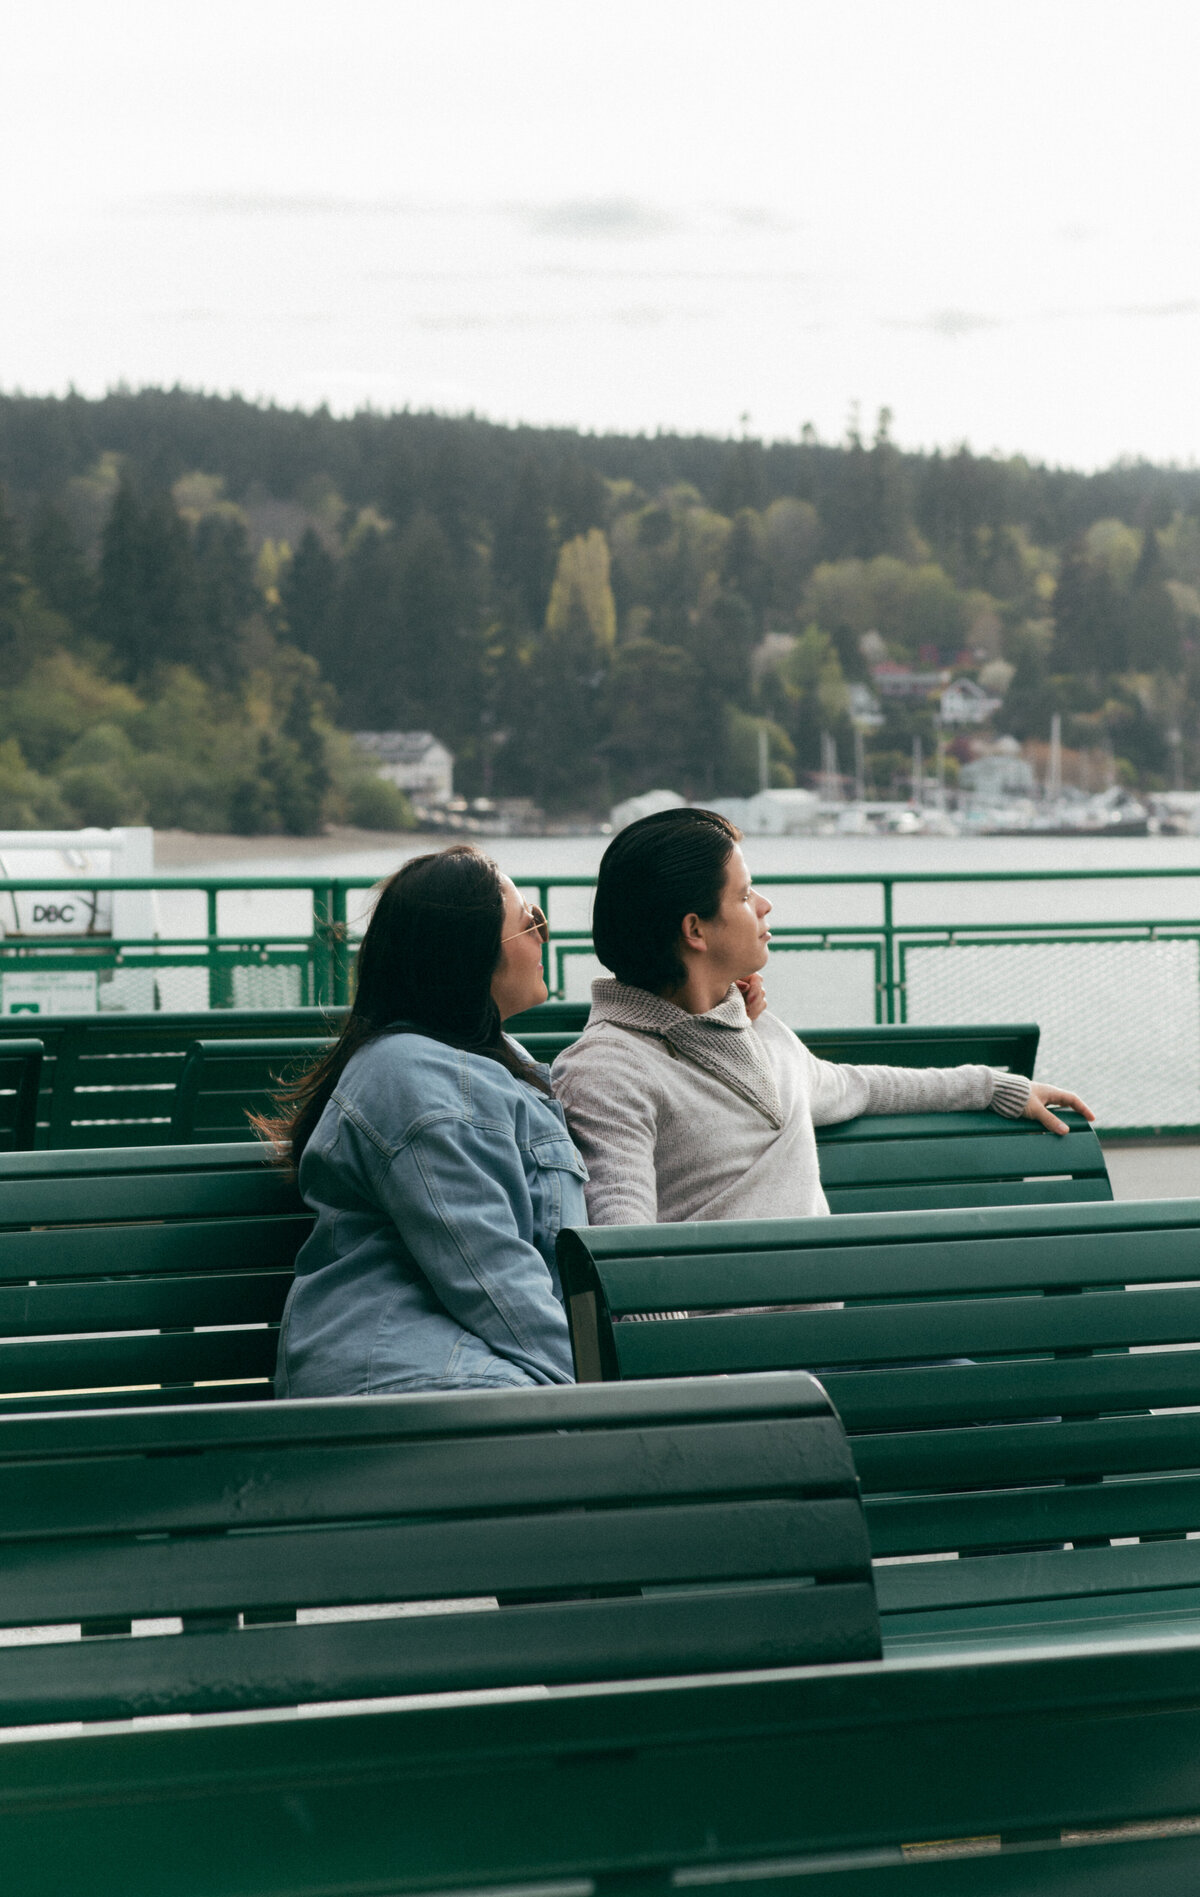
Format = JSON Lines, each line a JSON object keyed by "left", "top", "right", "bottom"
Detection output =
{"left": 736, "top": 974, "right": 767, "bottom": 1022}
{"left": 1025, "top": 1082, "right": 1095, "bottom": 1135}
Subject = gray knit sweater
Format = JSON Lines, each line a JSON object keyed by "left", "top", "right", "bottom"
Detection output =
{"left": 551, "top": 980, "right": 1031, "bottom": 1226}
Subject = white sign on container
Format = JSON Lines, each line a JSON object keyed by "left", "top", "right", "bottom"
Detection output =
{"left": 1, "top": 969, "right": 99, "bottom": 1015}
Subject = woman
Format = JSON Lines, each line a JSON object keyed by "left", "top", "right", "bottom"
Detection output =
{"left": 268, "top": 845, "right": 583, "bottom": 1397}
{"left": 553, "top": 807, "right": 1092, "bottom": 1226}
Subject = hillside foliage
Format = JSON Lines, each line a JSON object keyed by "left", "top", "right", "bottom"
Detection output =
{"left": 1, "top": 388, "right": 1199, "bottom": 826}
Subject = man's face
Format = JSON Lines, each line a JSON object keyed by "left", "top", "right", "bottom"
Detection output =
{"left": 703, "top": 845, "right": 772, "bottom": 983}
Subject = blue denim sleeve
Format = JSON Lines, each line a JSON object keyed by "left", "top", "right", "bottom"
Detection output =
{"left": 371, "top": 1114, "right": 575, "bottom": 1383}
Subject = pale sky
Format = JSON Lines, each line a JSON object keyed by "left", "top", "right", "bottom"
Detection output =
{"left": 4, "top": 0, "right": 1199, "bottom": 470}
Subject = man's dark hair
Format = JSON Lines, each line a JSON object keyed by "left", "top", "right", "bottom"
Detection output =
{"left": 592, "top": 808, "right": 742, "bottom": 994}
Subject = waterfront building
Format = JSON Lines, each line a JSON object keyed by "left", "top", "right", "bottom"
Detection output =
{"left": 353, "top": 731, "right": 455, "bottom": 804}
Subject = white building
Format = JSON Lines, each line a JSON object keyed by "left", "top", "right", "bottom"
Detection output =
{"left": 940, "top": 678, "right": 1003, "bottom": 726}
{"left": 711, "top": 789, "right": 821, "bottom": 836}
{"left": 354, "top": 732, "right": 454, "bottom": 804}
{"left": 610, "top": 789, "right": 686, "bottom": 831}
{"left": 959, "top": 754, "right": 1036, "bottom": 802}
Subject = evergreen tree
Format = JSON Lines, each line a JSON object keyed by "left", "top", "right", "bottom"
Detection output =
{"left": 280, "top": 527, "right": 337, "bottom": 664}
{"left": 1052, "top": 538, "right": 1125, "bottom": 675}
{"left": 492, "top": 456, "right": 554, "bottom": 629}
{"left": 93, "top": 477, "right": 199, "bottom": 679}
{"left": 553, "top": 458, "right": 606, "bottom": 541}
{"left": 26, "top": 503, "right": 93, "bottom": 631}
{"left": 193, "top": 514, "right": 255, "bottom": 686}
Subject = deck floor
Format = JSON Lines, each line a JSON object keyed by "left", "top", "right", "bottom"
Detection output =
{"left": 1102, "top": 1140, "right": 1200, "bottom": 1201}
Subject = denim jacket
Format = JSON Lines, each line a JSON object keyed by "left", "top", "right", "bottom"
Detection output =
{"left": 274, "top": 1030, "right": 586, "bottom": 1397}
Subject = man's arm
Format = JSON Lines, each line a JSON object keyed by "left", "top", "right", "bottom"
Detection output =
{"left": 803, "top": 1047, "right": 1029, "bottom": 1126}
{"left": 552, "top": 1033, "right": 660, "bottom": 1226}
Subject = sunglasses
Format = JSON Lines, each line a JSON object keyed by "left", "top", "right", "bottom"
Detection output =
{"left": 502, "top": 903, "right": 549, "bottom": 945}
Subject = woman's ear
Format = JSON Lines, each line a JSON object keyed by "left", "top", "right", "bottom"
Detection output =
{"left": 679, "top": 911, "right": 708, "bottom": 954}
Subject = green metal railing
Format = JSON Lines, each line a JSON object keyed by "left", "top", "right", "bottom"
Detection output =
{"left": 2, "top": 866, "right": 1200, "bottom": 1134}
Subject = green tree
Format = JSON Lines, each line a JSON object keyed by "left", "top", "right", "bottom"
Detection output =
{"left": 193, "top": 513, "right": 256, "bottom": 685}
{"left": 280, "top": 527, "right": 337, "bottom": 663}
{"left": 493, "top": 456, "right": 555, "bottom": 629}
{"left": 26, "top": 502, "right": 94, "bottom": 631}
{"left": 605, "top": 641, "right": 705, "bottom": 797}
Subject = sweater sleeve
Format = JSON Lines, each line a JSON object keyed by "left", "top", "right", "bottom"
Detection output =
{"left": 552, "top": 1031, "right": 661, "bottom": 1227}
{"left": 803, "top": 1045, "right": 1032, "bottom": 1127}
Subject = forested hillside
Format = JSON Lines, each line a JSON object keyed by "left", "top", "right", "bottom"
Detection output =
{"left": 1, "top": 387, "right": 1199, "bottom": 829}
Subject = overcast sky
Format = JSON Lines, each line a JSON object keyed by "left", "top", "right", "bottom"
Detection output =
{"left": 4, "top": 0, "right": 1199, "bottom": 470}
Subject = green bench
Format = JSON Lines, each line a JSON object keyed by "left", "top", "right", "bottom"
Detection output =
{"left": 2, "top": 1139, "right": 1200, "bottom": 1887}
{"left": 170, "top": 1038, "right": 332, "bottom": 1142}
{"left": 7, "top": 1382, "right": 1200, "bottom": 1893}
{"left": 0, "top": 1037, "right": 43, "bottom": 1151}
{"left": 0, "top": 1008, "right": 338, "bottom": 1148}
{"left": 560, "top": 1194, "right": 1200, "bottom": 1651}
{"left": 0, "top": 1142, "right": 306, "bottom": 1413}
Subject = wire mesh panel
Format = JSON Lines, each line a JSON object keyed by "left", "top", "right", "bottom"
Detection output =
{"left": 902, "top": 935, "right": 1200, "bottom": 1129}
{"left": 762, "top": 943, "right": 880, "bottom": 1028}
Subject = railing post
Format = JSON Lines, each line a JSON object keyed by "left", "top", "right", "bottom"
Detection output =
{"left": 205, "top": 886, "right": 227, "bottom": 1009}
{"left": 312, "top": 883, "right": 334, "bottom": 1009}
{"left": 331, "top": 882, "right": 352, "bottom": 1006}
{"left": 881, "top": 878, "right": 896, "bottom": 1023}
{"left": 538, "top": 880, "right": 555, "bottom": 995}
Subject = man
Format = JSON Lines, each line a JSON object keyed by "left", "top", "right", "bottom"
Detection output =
{"left": 552, "top": 808, "right": 1091, "bottom": 1226}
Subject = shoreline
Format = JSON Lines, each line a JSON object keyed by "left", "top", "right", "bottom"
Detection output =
{"left": 151, "top": 826, "right": 471, "bottom": 868}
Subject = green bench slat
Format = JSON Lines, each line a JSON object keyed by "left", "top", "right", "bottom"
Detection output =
{"left": 0, "top": 1381, "right": 273, "bottom": 1415}
{"left": 868, "top": 1466, "right": 1200, "bottom": 1558}
{"left": 0, "top": 1410, "right": 852, "bottom": 1538}
{"left": 611, "top": 1283, "right": 1200, "bottom": 1376}
{"left": 0, "top": 1040, "right": 43, "bottom": 1151}
{"left": 0, "top": 1497, "right": 867, "bottom": 1627}
{"left": 875, "top": 1535, "right": 1200, "bottom": 1620}
{"left": 0, "top": 1270, "right": 290, "bottom": 1336}
{"left": 0, "top": 1216, "right": 308, "bottom": 1284}
{"left": 825, "top": 1176, "right": 1113, "bottom": 1212}
{"left": 855, "top": 1409, "right": 1200, "bottom": 1494}
{"left": 823, "top": 1348, "right": 1200, "bottom": 1431}
{"left": 816, "top": 1124, "right": 1105, "bottom": 1186}
{"left": 0, "top": 1327, "right": 279, "bottom": 1397}
{"left": 0, "top": 1580, "right": 877, "bottom": 1727}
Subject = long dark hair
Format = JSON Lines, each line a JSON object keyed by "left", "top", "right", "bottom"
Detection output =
{"left": 592, "top": 807, "right": 741, "bottom": 993}
{"left": 257, "top": 844, "right": 549, "bottom": 1166}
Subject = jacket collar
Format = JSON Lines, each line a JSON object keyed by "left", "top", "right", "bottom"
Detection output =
{"left": 588, "top": 979, "right": 783, "bottom": 1128}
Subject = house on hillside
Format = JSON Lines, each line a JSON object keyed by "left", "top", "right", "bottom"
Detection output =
{"left": 354, "top": 731, "right": 454, "bottom": 804}
{"left": 870, "top": 661, "right": 950, "bottom": 701}
{"left": 940, "top": 678, "right": 1003, "bottom": 726}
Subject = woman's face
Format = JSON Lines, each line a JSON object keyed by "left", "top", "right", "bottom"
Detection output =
{"left": 490, "top": 875, "right": 549, "bottom": 1021}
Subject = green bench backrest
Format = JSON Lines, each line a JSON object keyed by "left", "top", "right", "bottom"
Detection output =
{"left": 0, "top": 1141, "right": 307, "bottom": 1411}
{"left": 0, "top": 1008, "right": 344, "bottom": 1148}
{"left": 816, "top": 1108, "right": 1111, "bottom": 1211}
{"left": 560, "top": 1196, "right": 1200, "bottom": 1643}
{"left": 518, "top": 1018, "right": 1042, "bottom": 1073}
{"left": 10, "top": 1621, "right": 1200, "bottom": 1897}
{"left": 0, "top": 1374, "right": 878, "bottom": 1728}
{"left": 0, "top": 1037, "right": 43, "bottom": 1151}
{"left": 170, "top": 1038, "right": 332, "bottom": 1142}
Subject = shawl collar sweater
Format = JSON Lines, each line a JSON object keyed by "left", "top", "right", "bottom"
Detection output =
{"left": 551, "top": 979, "right": 1030, "bottom": 1226}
